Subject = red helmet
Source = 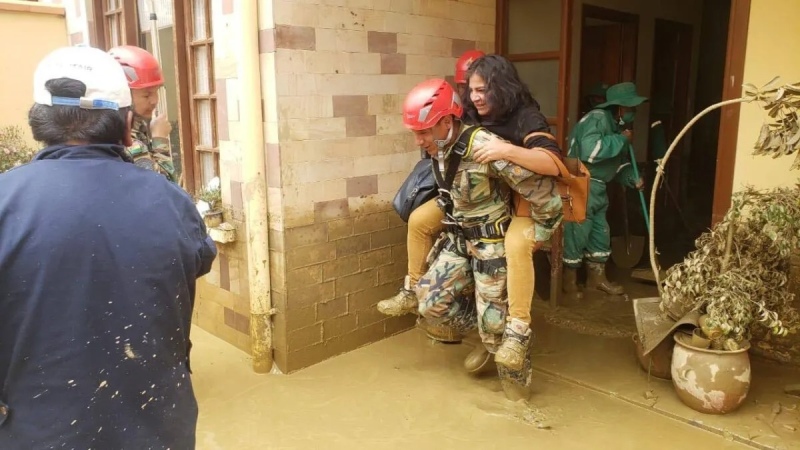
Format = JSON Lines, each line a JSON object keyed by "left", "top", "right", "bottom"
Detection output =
{"left": 108, "top": 45, "right": 164, "bottom": 89}
{"left": 454, "top": 49, "right": 486, "bottom": 85}
{"left": 403, "top": 78, "right": 463, "bottom": 131}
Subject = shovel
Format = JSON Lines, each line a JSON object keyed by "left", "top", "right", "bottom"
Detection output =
{"left": 611, "top": 186, "right": 645, "bottom": 268}
{"left": 612, "top": 143, "right": 650, "bottom": 268}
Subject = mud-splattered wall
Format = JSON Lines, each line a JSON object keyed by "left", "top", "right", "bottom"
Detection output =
{"left": 264, "top": 0, "right": 496, "bottom": 372}
{"left": 191, "top": 0, "right": 253, "bottom": 355}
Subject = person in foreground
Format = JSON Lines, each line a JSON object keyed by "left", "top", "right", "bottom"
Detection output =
{"left": 0, "top": 46, "right": 216, "bottom": 449}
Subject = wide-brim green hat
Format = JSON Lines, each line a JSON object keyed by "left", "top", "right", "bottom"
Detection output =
{"left": 596, "top": 82, "right": 648, "bottom": 108}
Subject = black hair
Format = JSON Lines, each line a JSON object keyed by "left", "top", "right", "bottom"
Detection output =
{"left": 28, "top": 78, "right": 130, "bottom": 147}
{"left": 461, "top": 54, "right": 541, "bottom": 124}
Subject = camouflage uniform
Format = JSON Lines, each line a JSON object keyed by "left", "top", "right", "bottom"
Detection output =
{"left": 416, "top": 125, "right": 563, "bottom": 355}
{"left": 127, "top": 115, "right": 177, "bottom": 182}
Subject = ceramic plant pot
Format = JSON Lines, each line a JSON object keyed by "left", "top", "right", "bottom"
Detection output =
{"left": 203, "top": 210, "right": 223, "bottom": 228}
{"left": 633, "top": 333, "right": 673, "bottom": 380}
{"left": 671, "top": 332, "right": 751, "bottom": 414}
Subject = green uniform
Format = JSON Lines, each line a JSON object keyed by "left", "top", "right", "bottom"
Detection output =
{"left": 415, "top": 125, "right": 562, "bottom": 352}
{"left": 127, "top": 116, "right": 177, "bottom": 182}
{"left": 562, "top": 108, "right": 639, "bottom": 268}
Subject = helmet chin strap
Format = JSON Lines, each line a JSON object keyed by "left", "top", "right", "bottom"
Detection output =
{"left": 434, "top": 123, "right": 454, "bottom": 150}
{"left": 434, "top": 122, "right": 454, "bottom": 173}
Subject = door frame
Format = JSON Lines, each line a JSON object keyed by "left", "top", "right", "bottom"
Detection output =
{"left": 496, "top": 0, "right": 750, "bottom": 226}
{"left": 712, "top": 0, "right": 751, "bottom": 225}
{"left": 495, "top": 0, "right": 573, "bottom": 149}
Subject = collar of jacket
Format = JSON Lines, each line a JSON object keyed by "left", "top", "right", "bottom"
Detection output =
{"left": 33, "top": 144, "right": 134, "bottom": 164}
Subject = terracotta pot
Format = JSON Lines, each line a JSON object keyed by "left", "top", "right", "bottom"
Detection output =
{"left": 671, "top": 332, "right": 751, "bottom": 414}
{"left": 690, "top": 328, "right": 711, "bottom": 349}
{"left": 203, "top": 210, "right": 223, "bottom": 228}
{"left": 633, "top": 333, "right": 673, "bottom": 380}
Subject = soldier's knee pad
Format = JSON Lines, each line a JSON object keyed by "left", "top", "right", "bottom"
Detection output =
{"left": 481, "top": 302, "right": 507, "bottom": 334}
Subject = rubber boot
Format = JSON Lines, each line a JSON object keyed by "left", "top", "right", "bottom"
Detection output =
{"left": 494, "top": 318, "right": 532, "bottom": 372}
{"left": 562, "top": 266, "right": 580, "bottom": 295}
{"left": 416, "top": 318, "right": 463, "bottom": 344}
{"left": 464, "top": 345, "right": 493, "bottom": 375}
{"left": 585, "top": 262, "right": 624, "bottom": 295}
{"left": 377, "top": 276, "right": 418, "bottom": 316}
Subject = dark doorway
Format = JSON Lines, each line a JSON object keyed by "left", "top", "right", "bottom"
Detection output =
{"left": 578, "top": 5, "right": 638, "bottom": 117}
{"left": 647, "top": 18, "right": 696, "bottom": 259}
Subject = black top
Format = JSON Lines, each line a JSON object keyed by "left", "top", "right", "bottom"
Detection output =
{"left": 465, "top": 105, "right": 562, "bottom": 158}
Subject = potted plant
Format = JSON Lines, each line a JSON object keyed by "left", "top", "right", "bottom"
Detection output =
{"left": 643, "top": 79, "right": 800, "bottom": 414}
{"left": 196, "top": 181, "right": 223, "bottom": 228}
{"left": 0, "top": 126, "right": 36, "bottom": 174}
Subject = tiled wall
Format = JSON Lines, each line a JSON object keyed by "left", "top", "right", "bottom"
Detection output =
{"left": 48, "top": 0, "right": 496, "bottom": 372}
{"left": 263, "top": 0, "right": 496, "bottom": 372}
{"left": 192, "top": 0, "right": 253, "bottom": 354}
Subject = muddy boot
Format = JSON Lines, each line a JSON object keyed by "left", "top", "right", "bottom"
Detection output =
{"left": 585, "top": 262, "right": 624, "bottom": 295}
{"left": 464, "top": 345, "right": 493, "bottom": 375}
{"left": 494, "top": 319, "right": 532, "bottom": 372}
{"left": 497, "top": 354, "right": 533, "bottom": 402}
{"left": 416, "top": 318, "right": 463, "bottom": 343}
{"left": 377, "top": 276, "right": 418, "bottom": 316}
{"left": 562, "top": 266, "right": 580, "bottom": 295}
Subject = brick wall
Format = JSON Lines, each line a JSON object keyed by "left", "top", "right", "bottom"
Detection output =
{"left": 264, "top": 0, "right": 496, "bottom": 372}
{"left": 191, "top": 0, "right": 252, "bottom": 354}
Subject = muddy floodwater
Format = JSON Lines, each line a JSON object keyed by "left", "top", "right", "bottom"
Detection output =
{"left": 191, "top": 324, "right": 759, "bottom": 450}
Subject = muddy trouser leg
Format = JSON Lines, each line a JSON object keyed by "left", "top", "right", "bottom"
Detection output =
{"left": 415, "top": 238, "right": 477, "bottom": 336}
{"left": 407, "top": 199, "right": 445, "bottom": 286}
{"left": 585, "top": 186, "right": 611, "bottom": 264}
{"left": 563, "top": 202, "right": 596, "bottom": 270}
{"left": 471, "top": 239, "right": 533, "bottom": 392}
{"left": 505, "top": 216, "right": 536, "bottom": 326}
{"left": 472, "top": 240, "right": 508, "bottom": 353}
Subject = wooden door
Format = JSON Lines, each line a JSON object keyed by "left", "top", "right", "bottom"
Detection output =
{"left": 650, "top": 19, "right": 693, "bottom": 204}
{"left": 578, "top": 6, "right": 638, "bottom": 116}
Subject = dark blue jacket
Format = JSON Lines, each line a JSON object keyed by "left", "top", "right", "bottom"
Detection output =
{"left": 0, "top": 144, "right": 216, "bottom": 449}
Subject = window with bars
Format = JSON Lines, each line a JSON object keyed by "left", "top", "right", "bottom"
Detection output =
{"left": 91, "top": 0, "right": 218, "bottom": 192}
{"left": 92, "top": 0, "right": 138, "bottom": 50}
{"left": 104, "top": 0, "right": 123, "bottom": 47}
{"left": 185, "top": 0, "right": 218, "bottom": 190}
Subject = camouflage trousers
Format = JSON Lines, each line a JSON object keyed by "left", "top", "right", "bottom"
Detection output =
{"left": 415, "top": 232, "right": 508, "bottom": 353}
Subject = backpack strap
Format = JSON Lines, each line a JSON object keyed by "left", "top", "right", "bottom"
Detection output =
{"left": 432, "top": 126, "right": 483, "bottom": 192}
{"left": 432, "top": 126, "right": 483, "bottom": 216}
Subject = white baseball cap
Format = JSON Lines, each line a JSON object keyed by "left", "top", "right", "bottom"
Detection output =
{"left": 33, "top": 45, "right": 132, "bottom": 111}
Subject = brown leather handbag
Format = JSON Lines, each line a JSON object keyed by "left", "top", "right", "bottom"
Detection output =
{"left": 513, "top": 132, "right": 590, "bottom": 223}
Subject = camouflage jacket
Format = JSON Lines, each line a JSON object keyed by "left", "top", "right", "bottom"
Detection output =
{"left": 127, "top": 116, "right": 177, "bottom": 182}
{"left": 439, "top": 125, "right": 563, "bottom": 241}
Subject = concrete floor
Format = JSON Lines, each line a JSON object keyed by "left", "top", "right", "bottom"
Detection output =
{"left": 190, "top": 314, "right": 799, "bottom": 450}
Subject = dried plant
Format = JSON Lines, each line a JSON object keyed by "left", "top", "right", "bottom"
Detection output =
{"left": 660, "top": 187, "right": 800, "bottom": 346}
{"left": 648, "top": 77, "right": 800, "bottom": 350}
{"left": 751, "top": 79, "right": 800, "bottom": 168}
{"left": 196, "top": 185, "right": 222, "bottom": 212}
{"left": 0, "top": 126, "right": 36, "bottom": 174}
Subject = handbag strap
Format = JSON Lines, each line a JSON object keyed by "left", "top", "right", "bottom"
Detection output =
{"left": 525, "top": 131, "right": 571, "bottom": 178}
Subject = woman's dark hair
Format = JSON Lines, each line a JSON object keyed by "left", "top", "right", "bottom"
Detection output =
{"left": 28, "top": 78, "right": 130, "bottom": 147}
{"left": 461, "top": 54, "right": 541, "bottom": 124}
